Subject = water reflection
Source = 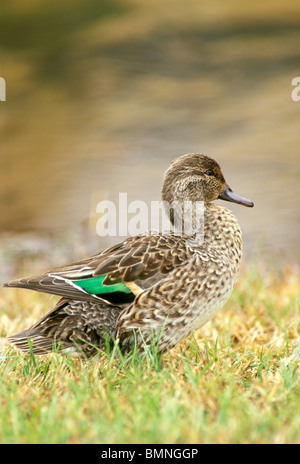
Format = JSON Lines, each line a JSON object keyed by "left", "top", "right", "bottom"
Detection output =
{"left": 1, "top": 0, "right": 300, "bottom": 273}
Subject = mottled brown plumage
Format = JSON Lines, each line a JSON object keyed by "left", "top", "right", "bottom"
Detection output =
{"left": 4, "top": 153, "right": 253, "bottom": 357}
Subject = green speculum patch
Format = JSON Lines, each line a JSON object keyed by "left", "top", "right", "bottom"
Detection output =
{"left": 73, "top": 275, "right": 132, "bottom": 295}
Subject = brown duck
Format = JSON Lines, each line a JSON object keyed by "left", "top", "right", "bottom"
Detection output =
{"left": 4, "top": 153, "right": 254, "bottom": 357}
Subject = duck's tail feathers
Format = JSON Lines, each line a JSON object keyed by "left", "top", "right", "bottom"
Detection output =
{"left": 7, "top": 328, "right": 54, "bottom": 355}
{"left": 7, "top": 298, "right": 123, "bottom": 358}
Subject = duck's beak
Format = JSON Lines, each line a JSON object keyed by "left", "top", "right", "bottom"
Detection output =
{"left": 218, "top": 184, "right": 254, "bottom": 208}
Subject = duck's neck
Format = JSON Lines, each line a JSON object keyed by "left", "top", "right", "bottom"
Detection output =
{"left": 164, "top": 199, "right": 242, "bottom": 256}
{"left": 168, "top": 200, "right": 205, "bottom": 238}
{"left": 166, "top": 200, "right": 243, "bottom": 260}
{"left": 203, "top": 203, "right": 243, "bottom": 261}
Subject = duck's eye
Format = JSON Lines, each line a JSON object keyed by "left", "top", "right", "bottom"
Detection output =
{"left": 205, "top": 169, "right": 214, "bottom": 176}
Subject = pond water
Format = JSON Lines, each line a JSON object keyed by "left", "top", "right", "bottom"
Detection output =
{"left": 1, "top": 0, "right": 300, "bottom": 273}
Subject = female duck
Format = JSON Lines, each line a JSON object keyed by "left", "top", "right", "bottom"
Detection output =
{"left": 4, "top": 153, "right": 254, "bottom": 357}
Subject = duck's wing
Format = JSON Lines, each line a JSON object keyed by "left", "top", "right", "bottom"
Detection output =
{"left": 3, "top": 233, "right": 192, "bottom": 304}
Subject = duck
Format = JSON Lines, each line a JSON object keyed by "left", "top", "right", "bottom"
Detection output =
{"left": 4, "top": 153, "right": 254, "bottom": 358}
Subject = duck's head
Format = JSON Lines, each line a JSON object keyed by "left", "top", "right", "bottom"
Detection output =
{"left": 161, "top": 153, "right": 254, "bottom": 208}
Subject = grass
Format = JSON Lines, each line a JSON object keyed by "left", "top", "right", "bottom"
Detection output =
{"left": 0, "top": 261, "right": 299, "bottom": 444}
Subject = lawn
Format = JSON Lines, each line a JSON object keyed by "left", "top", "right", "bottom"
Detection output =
{"left": 0, "top": 261, "right": 299, "bottom": 444}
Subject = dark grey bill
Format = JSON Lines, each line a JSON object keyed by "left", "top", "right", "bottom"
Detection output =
{"left": 218, "top": 184, "right": 254, "bottom": 208}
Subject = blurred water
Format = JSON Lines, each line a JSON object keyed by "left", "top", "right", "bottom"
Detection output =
{"left": 1, "top": 0, "right": 300, "bottom": 269}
